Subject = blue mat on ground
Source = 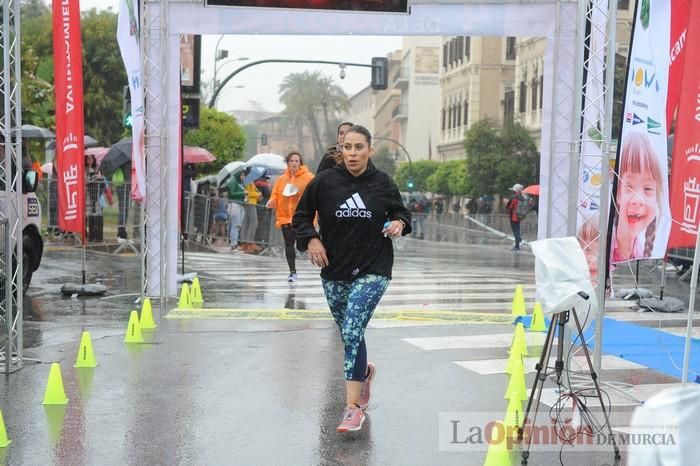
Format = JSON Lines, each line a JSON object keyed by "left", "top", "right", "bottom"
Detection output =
{"left": 583, "top": 317, "right": 700, "bottom": 383}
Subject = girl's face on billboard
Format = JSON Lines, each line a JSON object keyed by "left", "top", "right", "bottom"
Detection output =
{"left": 618, "top": 171, "right": 658, "bottom": 238}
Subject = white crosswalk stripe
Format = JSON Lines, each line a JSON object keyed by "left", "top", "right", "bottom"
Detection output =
{"left": 181, "top": 251, "right": 538, "bottom": 313}
{"left": 401, "top": 329, "right": 677, "bottom": 407}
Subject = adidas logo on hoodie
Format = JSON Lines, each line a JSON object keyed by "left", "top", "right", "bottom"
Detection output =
{"left": 335, "top": 193, "right": 373, "bottom": 218}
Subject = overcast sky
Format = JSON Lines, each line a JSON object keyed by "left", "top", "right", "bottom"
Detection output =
{"left": 78, "top": 0, "right": 402, "bottom": 113}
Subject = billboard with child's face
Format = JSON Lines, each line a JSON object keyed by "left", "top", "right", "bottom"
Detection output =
{"left": 611, "top": 0, "right": 672, "bottom": 264}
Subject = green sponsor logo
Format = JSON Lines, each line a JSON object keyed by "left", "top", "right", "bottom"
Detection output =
{"left": 647, "top": 117, "right": 660, "bottom": 134}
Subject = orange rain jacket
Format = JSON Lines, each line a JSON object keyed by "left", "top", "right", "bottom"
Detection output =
{"left": 268, "top": 164, "right": 314, "bottom": 228}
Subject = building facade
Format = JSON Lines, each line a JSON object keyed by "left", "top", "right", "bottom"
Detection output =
{"left": 437, "top": 36, "right": 517, "bottom": 161}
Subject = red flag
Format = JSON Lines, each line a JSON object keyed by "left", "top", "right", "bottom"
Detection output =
{"left": 668, "top": 1, "right": 700, "bottom": 248}
{"left": 666, "top": 0, "right": 691, "bottom": 131}
{"left": 53, "top": 0, "right": 85, "bottom": 240}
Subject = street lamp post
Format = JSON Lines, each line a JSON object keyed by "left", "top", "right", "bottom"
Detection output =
{"left": 209, "top": 58, "right": 373, "bottom": 108}
{"left": 213, "top": 35, "right": 228, "bottom": 90}
{"left": 374, "top": 136, "right": 414, "bottom": 179}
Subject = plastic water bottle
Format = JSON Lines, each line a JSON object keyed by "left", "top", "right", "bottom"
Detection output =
{"left": 384, "top": 221, "right": 407, "bottom": 251}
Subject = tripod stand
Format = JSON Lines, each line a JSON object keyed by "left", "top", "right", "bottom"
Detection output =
{"left": 517, "top": 298, "right": 621, "bottom": 465}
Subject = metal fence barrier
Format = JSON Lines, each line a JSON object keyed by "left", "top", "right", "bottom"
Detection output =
{"left": 182, "top": 191, "right": 277, "bottom": 252}
{"left": 38, "top": 179, "right": 140, "bottom": 251}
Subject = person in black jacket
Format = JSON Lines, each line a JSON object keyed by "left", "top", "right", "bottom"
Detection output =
{"left": 315, "top": 120, "right": 354, "bottom": 174}
{"left": 293, "top": 125, "right": 411, "bottom": 433}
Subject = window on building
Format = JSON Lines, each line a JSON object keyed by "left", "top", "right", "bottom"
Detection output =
{"left": 519, "top": 81, "right": 527, "bottom": 113}
{"left": 457, "top": 102, "right": 462, "bottom": 127}
{"left": 448, "top": 105, "right": 453, "bottom": 129}
{"left": 442, "top": 107, "right": 446, "bottom": 130}
{"left": 463, "top": 100, "right": 469, "bottom": 126}
{"left": 539, "top": 76, "right": 544, "bottom": 109}
{"left": 618, "top": 0, "right": 629, "bottom": 9}
{"left": 457, "top": 36, "right": 464, "bottom": 64}
{"left": 453, "top": 103, "right": 458, "bottom": 128}
{"left": 449, "top": 39, "right": 454, "bottom": 68}
{"left": 506, "top": 37, "right": 517, "bottom": 60}
{"left": 443, "top": 43, "right": 448, "bottom": 70}
{"left": 504, "top": 90, "right": 515, "bottom": 125}
{"left": 465, "top": 36, "right": 471, "bottom": 61}
{"left": 531, "top": 77, "right": 538, "bottom": 111}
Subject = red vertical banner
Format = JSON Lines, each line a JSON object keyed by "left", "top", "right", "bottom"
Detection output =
{"left": 668, "top": 1, "right": 700, "bottom": 248}
{"left": 52, "top": 0, "right": 85, "bottom": 239}
{"left": 666, "top": 0, "right": 691, "bottom": 130}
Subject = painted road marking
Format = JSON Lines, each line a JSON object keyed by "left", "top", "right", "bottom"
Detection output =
{"left": 454, "top": 355, "right": 644, "bottom": 375}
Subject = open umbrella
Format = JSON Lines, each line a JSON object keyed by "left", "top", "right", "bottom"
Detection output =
{"left": 243, "top": 166, "right": 267, "bottom": 186}
{"left": 245, "top": 153, "right": 286, "bottom": 175}
{"left": 523, "top": 184, "right": 540, "bottom": 196}
{"left": 184, "top": 146, "right": 216, "bottom": 164}
{"left": 216, "top": 161, "right": 246, "bottom": 188}
{"left": 100, "top": 138, "right": 132, "bottom": 177}
{"left": 85, "top": 147, "right": 109, "bottom": 167}
{"left": 21, "top": 124, "right": 55, "bottom": 139}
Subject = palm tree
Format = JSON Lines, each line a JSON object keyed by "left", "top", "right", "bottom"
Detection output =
{"left": 279, "top": 71, "right": 349, "bottom": 160}
{"left": 318, "top": 75, "right": 350, "bottom": 143}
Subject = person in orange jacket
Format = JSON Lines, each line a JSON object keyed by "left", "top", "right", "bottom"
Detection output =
{"left": 267, "top": 151, "right": 314, "bottom": 282}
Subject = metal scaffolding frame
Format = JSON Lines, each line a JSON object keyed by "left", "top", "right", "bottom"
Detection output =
{"left": 142, "top": 0, "right": 170, "bottom": 312}
{"left": 0, "top": 0, "right": 24, "bottom": 374}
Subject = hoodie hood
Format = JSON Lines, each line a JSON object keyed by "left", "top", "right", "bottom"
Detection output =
{"left": 333, "top": 159, "right": 378, "bottom": 180}
{"left": 285, "top": 164, "right": 312, "bottom": 179}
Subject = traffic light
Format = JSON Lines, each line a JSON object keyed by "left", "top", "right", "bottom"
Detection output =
{"left": 122, "top": 85, "right": 132, "bottom": 128}
{"left": 371, "top": 57, "right": 388, "bottom": 90}
{"left": 406, "top": 177, "right": 415, "bottom": 192}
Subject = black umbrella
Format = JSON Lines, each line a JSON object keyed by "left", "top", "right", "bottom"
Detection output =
{"left": 100, "top": 137, "right": 132, "bottom": 177}
{"left": 21, "top": 124, "right": 55, "bottom": 139}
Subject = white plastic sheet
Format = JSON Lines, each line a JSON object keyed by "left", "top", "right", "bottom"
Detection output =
{"left": 628, "top": 385, "right": 700, "bottom": 466}
{"left": 530, "top": 237, "right": 597, "bottom": 327}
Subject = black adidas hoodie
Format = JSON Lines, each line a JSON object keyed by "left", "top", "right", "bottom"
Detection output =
{"left": 292, "top": 161, "right": 412, "bottom": 281}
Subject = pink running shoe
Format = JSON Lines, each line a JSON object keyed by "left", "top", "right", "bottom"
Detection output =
{"left": 337, "top": 404, "right": 365, "bottom": 433}
{"left": 358, "top": 362, "right": 376, "bottom": 410}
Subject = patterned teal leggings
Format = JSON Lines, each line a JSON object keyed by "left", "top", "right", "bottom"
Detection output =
{"left": 322, "top": 274, "right": 390, "bottom": 381}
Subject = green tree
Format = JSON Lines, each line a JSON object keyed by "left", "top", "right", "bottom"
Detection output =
{"left": 427, "top": 160, "right": 470, "bottom": 195}
{"left": 393, "top": 160, "right": 439, "bottom": 192}
{"left": 20, "top": 6, "right": 127, "bottom": 145}
{"left": 497, "top": 122, "right": 538, "bottom": 192}
{"left": 464, "top": 119, "right": 501, "bottom": 197}
{"left": 371, "top": 146, "right": 396, "bottom": 177}
{"left": 183, "top": 106, "right": 246, "bottom": 175}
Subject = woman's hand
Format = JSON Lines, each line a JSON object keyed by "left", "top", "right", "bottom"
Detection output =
{"left": 308, "top": 238, "right": 329, "bottom": 268}
{"left": 382, "top": 220, "right": 405, "bottom": 239}
{"left": 266, "top": 199, "right": 276, "bottom": 209}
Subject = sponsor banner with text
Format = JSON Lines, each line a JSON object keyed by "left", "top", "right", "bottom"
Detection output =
{"left": 611, "top": 0, "right": 672, "bottom": 263}
{"left": 117, "top": 0, "right": 146, "bottom": 200}
{"left": 668, "top": 1, "right": 700, "bottom": 248}
{"left": 52, "top": 0, "right": 85, "bottom": 238}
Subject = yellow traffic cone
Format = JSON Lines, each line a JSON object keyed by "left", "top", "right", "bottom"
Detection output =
{"left": 0, "top": 410, "right": 10, "bottom": 447}
{"left": 42, "top": 363, "right": 68, "bottom": 405}
{"left": 513, "top": 323, "right": 529, "bottom": 356}
{"left": 178, "top": 283, "right": 191, "bottom": 309}
{"left": 504, "top": 345, "right": 524, "bottom": 375}
{"left": 73, "top": 331, "right": 97, "bottom": 368}
{"left": 190, "top": 277, "right": 203, "bottom": 308}
{"left": 503, "top": 394, "right": 524, "bottom": 436}
{"left": 123, "top": 310, "right": 144, "bottom": 343}
{"left": 511, "top": 285, "right": 526, "bottom": 316}
{"left": 504, "top": 363, "right": 527, "bottom": 402}
{"left": 483, "top": 421, "right": 512, "bottom": 466}
{"left": 140, "top": 298, "right": 157, "bottom": 329}
{"left": 529, "top": 302, "right": 547, "bottom": 332}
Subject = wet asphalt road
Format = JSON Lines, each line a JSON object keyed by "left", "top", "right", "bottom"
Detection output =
{"left": 0, "top": 238, "right": 694, "bottom": 465}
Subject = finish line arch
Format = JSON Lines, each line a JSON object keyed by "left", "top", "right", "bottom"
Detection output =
{"left": 141, "top": 0, "right": 611, "bottom": 313}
